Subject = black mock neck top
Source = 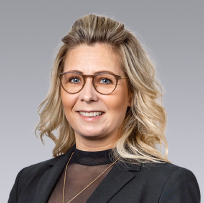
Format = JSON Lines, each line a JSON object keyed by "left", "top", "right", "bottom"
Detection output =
{"left": 48, "top": 146, "right": 116, "bottom": 203}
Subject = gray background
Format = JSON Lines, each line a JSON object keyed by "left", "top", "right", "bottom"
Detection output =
{"left": 0, "top": 0, "right": 203, "bottom": 201}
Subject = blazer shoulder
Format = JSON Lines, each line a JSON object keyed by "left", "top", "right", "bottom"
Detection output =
{"left": 142, "top": 161, "right": 189, "bottom": 175}
{"left": 151, "top": 162, "right": 201, "bottom": 202}
{"left": 141, "top": 162, "right": 199, "bottom": 187}
{"left": 25, "top": 153, "right": 64, "bottom": 169}
{"left": 8, "top": 154, "right": 65, "bottom": 203}
{"left": 140, "top": 162, "right": 200, "bottom": 202}
{"left": 18, "top": 154, "right": 65, "bottom": 179}
{"left": 16, "top": 145, "right": 75, "bottom": 183}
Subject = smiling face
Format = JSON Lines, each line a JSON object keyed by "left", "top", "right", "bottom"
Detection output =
{"left": 61, "top": 43, "right": 131, "bottom": 151}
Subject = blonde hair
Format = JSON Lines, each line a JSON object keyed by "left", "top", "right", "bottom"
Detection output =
{"left": 35, "top": 14, "right": 170, "bottom": 164}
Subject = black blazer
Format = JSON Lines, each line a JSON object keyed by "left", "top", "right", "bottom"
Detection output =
{"left": 8, "top": 145, "right": 201, "bottom": 203}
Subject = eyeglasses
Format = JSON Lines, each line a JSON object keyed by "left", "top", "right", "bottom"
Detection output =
{"left": 58, "top": 71, "right": 128, "bottom": 95}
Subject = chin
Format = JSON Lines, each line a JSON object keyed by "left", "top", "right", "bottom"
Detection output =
{"left": 79, "top": 131, "right": 106, "bottom": 140}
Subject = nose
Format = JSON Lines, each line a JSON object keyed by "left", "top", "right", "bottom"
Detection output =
{"left": 78, "top": 77, "right": 98, "bottom": 103}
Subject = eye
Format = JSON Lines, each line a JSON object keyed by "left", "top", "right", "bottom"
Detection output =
{"left": 99, "top": 77, "right": 113, "bottom": 84}
{"left": 68, "top": 76, "right": 81, "bottom": 84}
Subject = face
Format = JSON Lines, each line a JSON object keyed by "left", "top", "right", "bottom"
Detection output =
{"left": 61, "top": 43, "right": 131, "bottom": 149}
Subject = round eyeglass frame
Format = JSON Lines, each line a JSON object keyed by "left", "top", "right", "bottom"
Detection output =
{"left": 58, "top": 71, "right": 128, "bottom": 95}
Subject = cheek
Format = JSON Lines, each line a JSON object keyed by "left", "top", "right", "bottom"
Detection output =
{"left": 109, "top": 97, "right": 125, "bottom": 112}
{"left": 61, "top": 88, "right": 77, "bottom": 113}
{"left": 105, "top": 89, "right": 129, "bottom": 118}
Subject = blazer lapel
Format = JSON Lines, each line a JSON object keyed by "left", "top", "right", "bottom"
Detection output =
{"left": 86, "top": 161, "right": 141, "bottom": 203}
{"left": 33, "top": 145, "right": 75, "bottom": 203}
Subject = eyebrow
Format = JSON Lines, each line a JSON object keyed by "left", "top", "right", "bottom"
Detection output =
{"left": 66, "top": 69, "right": 117, "bottom": 75}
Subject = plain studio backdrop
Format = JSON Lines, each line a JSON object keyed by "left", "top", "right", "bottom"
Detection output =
{"left": 0, "top": 0, "right": 203, "bottom": 201}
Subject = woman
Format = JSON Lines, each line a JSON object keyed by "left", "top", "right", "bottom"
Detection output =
{"left": 8, "top": 14, "right": 200, "bottom": 203}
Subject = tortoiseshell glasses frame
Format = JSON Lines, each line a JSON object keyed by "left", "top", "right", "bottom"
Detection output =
{"left": 58, "top": 71, "right": 128, "bottom": 95}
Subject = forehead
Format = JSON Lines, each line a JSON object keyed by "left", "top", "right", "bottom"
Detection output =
{"left": 63, "top": 43, "right": 123, "bottom": 75}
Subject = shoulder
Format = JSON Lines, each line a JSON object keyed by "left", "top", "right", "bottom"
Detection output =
{"left": 141, "top": 161, "right": 192, "bottom": 177}
{"left": 16, "top": 154, "right": 65, "bottom": 182}
{"left": 139, "top": 161, "right": 199, "bottom": 187}
{"left": 8, "top": 154, "right": 65, "bottom": 203}
{"left": 140, "top": 162, "right": 201, "bottom": 202}
{"left": 24, "top": 153, "right": 64, "bottom": 169}
{"left": 13, "top": 145, "right": 75, "bottom": 184}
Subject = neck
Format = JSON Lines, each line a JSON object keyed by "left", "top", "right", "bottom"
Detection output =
{"left": 75, "top": 136, "right": 117, "bottom": 151}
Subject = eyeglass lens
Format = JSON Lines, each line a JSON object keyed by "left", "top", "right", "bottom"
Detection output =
{"left": 61, "top": 72, "right": 117, "bottom": 94}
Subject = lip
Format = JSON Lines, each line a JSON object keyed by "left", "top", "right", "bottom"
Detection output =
{"left": 77, "top": 111, "right": 105, "bottom": 121}
{"left": 77, "top": 110, "right": 105, "bottom": 113}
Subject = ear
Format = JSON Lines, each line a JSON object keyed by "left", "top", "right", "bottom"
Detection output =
{"left": 127, "top": 91, "right": 133, "bottom": 107}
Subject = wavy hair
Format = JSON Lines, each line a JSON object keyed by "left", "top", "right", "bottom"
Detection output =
{"left": 35, "top": 14, "right": 170, "bottom": 164}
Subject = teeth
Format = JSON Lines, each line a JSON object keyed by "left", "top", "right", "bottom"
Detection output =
{"left": 79, "top": 111, "right": 103, "bottom": 117}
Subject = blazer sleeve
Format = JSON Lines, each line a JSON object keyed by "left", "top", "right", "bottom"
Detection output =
{"left": 159, "top": 167, "right": 201, "bottom": 203}
{"left": 8, "top": 168, "right": 25, "bottom": 203}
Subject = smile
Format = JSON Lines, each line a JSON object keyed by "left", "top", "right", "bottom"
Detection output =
{"left": 78, "top": 111, "right": 104, "bottom": 117}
